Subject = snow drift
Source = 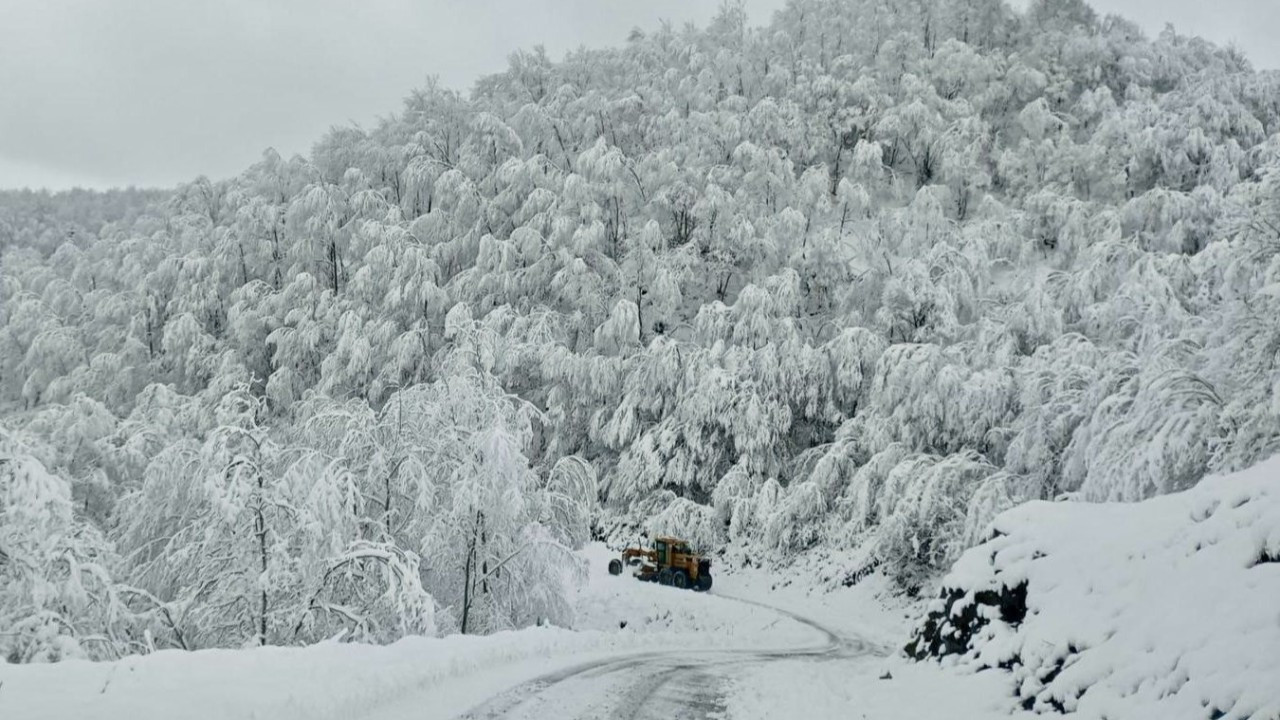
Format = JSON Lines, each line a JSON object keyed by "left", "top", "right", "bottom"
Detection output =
{"left": 907, "top": 454, "right": 1280, "bottom": 719}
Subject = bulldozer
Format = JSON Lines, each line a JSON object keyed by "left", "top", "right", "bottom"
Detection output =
{"left": 607, "top": 535, "right": 712, "bottom": 591}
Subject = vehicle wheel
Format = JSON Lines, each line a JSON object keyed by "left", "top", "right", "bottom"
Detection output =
{"left": 608, "top": 558, "right": 623, "bottom": 576}
{"left": 672, "top": 570, "right": 689, "bottom": 590}
{"left": 657, "top": 568, "right": 674, "bottom": 586}
{"left": 695, "top": 574, "right": 713, "bottom": 592}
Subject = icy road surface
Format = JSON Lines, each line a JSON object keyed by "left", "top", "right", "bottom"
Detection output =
{"left": 457, "top": 594, "right": 867, "bottom": 720}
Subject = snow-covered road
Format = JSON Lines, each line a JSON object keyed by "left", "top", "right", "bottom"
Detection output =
{"left": 457, "top": 593, "right": 861, "bottom": 720}
{"left": 427, "top": 546, "right": 1027, "bottom": 720}
{"left": 460, "top": 651, "right": 736, "bottom": 719}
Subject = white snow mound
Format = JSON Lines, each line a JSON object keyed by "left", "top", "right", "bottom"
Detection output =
{"left": 918, "top": 453, "right": 1280, "bottom": 719}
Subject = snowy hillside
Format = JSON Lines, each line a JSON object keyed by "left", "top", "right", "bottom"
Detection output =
{"left": 907, "top": 454, "right": 1280, "bottom": 719}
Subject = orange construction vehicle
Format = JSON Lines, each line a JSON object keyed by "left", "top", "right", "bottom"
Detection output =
{"left": 607, "top": 535, "right": 713, "bottom": 591}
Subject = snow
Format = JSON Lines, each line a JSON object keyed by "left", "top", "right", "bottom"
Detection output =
{"left": 724, "top": 656, "right": 1019, "bottom": 720}
{"left": 712, "top": 551, "right": 911, "bottom": 653}
{"left": 920, "top": 453, "right": 1280, "bottom": 719}
{"left": 569, "top": 544, "right": 822, "bottom": 649}
{"left": 707, "top": 556, "right": 1031, "bottom": 720}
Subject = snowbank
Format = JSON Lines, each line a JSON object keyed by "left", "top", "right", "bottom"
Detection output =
{"left": 0, "top": 627, "right": 628, "bottom": 720}
{"left": 0, "top": 543, "right": 821, "bottom": 720}
{"left": 908, "top": 454, "right": 1280, "bottom": 719}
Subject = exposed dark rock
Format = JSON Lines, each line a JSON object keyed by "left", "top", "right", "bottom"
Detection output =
{"left": 903, "top": 581, "right": 1028, "bottom": 660}
{"left": 841, "top": 559, "right": 881, "bottom": 588}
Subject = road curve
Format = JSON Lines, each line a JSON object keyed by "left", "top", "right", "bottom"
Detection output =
{"left": 455, "top": 594, "right": 874, "bottom": 720}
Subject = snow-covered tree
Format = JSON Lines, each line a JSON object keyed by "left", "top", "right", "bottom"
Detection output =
{"left": 0, "top": 431, "right": 123, "bottom": 662}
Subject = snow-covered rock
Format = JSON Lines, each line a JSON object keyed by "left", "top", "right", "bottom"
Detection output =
{"left": 908, "top": 454, "right": 1280, "bottom": 719}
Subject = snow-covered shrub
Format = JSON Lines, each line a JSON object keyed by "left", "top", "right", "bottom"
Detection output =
{"left": 711, "top": 462, "right": 763, "bottom": 542}
{"left": 643, "top": 494, "right": 722, "bottom": 552}
{"left": 959, "top": 470, "right": 1031, "bottom": 550}
{"left": 541, "top": 455, "right": 599, "bottom": 549}
{"left": 762, "top": 481, "right": 827, "bottom": 553}
{"left": 836, "top": 442, "right": 912, "bottom": 534}
{"left": 1062, "top": 347, "right": 1220, "bottom": 501}
{"left": 0, "top": 431, "right": 123, "bottom": 662}
{"left": 874, "top": 451, "right": 996, "bottom": 591}
{"left": 295, "top": 541, "right": 437, "bottom": 645}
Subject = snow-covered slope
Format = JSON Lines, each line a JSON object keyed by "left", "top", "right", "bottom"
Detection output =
{"left": 908, "top": 454, "right": 1280, "bottom": 719}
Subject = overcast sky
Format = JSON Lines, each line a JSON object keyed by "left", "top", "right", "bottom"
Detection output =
{"left": 2, "top": 0, "right": 1277, "bottom": 191}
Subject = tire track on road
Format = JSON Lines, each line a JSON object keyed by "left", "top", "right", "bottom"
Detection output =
{"left": 455, "top": 592, "right": 874, "bottom": 720}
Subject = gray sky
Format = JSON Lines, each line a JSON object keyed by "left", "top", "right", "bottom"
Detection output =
{"left": 2, "top": 0, "right": 1277, "bottom": 191}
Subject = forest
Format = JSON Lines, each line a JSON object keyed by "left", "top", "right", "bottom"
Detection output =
{"left": 2, "top": 0, "right": 1280, "bottom": 663}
